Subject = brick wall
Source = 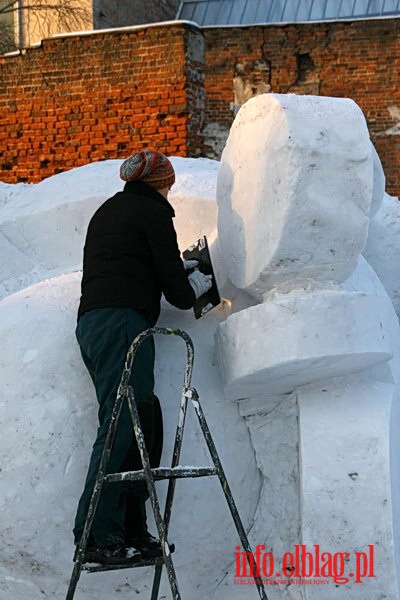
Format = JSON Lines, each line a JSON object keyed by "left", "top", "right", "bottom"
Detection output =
{"left": 0, "top": 23, "right": 204, "bottom": 183}
{"left": 203, "top": 19, "right": 400, "bottom": 195}
{"left": 1, "top": 18, "right": 400, "bottom": 195}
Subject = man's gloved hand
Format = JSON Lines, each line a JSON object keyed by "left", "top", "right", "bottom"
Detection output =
{"left": 183, "top": 259, "right": 199, "bottom": 270}
{"left": 188, "top": 270, "right": 213, "bottom": 299}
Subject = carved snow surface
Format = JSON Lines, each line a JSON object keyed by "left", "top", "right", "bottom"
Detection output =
{"left": 217, "top": 289, "right": 393, "bottom": 399}
{"left": 217, "top": 93, "right": 373, "bottom": 298}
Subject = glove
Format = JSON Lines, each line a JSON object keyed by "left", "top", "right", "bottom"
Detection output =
{"left": 183, "top": 259, "right": 199, "bottom": 270}
{"left": 188, "top": 270, "right": 213, "bottom": 299}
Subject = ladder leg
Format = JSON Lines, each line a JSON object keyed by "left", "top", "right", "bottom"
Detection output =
{"left": 150, "top": 385, "right": 190, "bottom": 599}
{"left": 65, "top": 392, "right": 125, "bottom": 600}
{"left": 65, "top": 560, "right": 82, "bottom": 600}
{"left": 189, "top": 388, "right": 269, "bottom": 600}
{"left": 150, "top": 565, "right": 163, "bottom": 600}
{"left": 126, "top": 387, "right": 181, "bottom": 600}
{"left": 149, "top": 328, "right": 194, "bottom": 599}
{"left": 165, "top": 388, "right": 190, "bottom": 522}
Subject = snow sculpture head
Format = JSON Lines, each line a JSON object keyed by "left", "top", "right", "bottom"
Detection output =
{"left": 217, "top": 93, "right": 373, "bottom": 299}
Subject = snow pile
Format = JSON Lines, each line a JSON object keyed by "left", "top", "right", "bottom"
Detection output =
{"left": 0, "top": 158, "right": 259, "bottom": 600}
{"left": 0, "top": 157, "right": 219, "bottom": 302}
{"left": 363, "top": 192, "right": 400, "bottom": 316}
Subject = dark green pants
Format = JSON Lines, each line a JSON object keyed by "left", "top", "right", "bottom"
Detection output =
{"left": 73, "top": 307, "right": 162, "bottom": 547}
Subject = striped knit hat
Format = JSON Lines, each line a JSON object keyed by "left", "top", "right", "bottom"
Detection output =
{"left": 120, "top": 150, "right": 175, "bottom": 190}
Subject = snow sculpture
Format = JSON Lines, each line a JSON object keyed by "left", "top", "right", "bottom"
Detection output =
{"left": 215, "top": 93, "right": 400, "bottom": 598}
{"left": 1, "top": 101, "right": 400, "bottom": 600}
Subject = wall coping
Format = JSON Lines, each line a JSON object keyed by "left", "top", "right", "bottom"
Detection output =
{"left": 1, "top": 20, "right": 202, "bottom": 57}
{"left": 47, "top": 19, "right": 200, "bottom": 41}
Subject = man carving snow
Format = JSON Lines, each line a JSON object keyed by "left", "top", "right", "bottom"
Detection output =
{"left": 73, "top": 150, "right": 212, "bottom": 565}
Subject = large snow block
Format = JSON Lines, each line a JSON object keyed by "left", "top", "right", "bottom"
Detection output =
{"left": 298, "top": 379, "right": 398, "bottom": 599}
{"left": 216, "top": 290, "right": 392, "bottom": 399}
{"left": 217, "top": 94, "right": 373, "bottom": 299}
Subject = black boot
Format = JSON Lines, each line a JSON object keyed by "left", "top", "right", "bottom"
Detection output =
{"left": 124, "top": 495, "right": 176, "bottom": 559}
{"left": 126, "top": 532, "right": 164, "bottom": 559}
{"left": 78, "top": 543, "right": 141, "bottom": 566}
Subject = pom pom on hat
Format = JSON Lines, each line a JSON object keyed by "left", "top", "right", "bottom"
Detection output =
{"left": 120, "top": 150, "right": 175, "bottom": 190}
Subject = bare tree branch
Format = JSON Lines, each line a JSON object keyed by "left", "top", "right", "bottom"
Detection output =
{"left": 0, "top": 2, "right": 17, "bottom": 14}
{"left": 1, "top": 0, "right": 88, "bottom": 15}
{"left": 0, "top": 23, "right": 17, "bottom": 53}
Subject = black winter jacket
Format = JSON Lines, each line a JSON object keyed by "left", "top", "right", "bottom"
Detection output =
{"left": 77, "top": 180, "right": 196, "bottom": 324}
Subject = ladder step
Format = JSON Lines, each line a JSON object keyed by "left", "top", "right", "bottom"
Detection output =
{"left": 83, "top": 556, "right": 164, "bottom": 573}
{"left": 103, "top": 466, "right": 218, "bottom": 483}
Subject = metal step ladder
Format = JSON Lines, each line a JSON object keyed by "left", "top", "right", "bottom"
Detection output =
{"left": 66, "top": 327, "right": 268, "bottom": 600}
